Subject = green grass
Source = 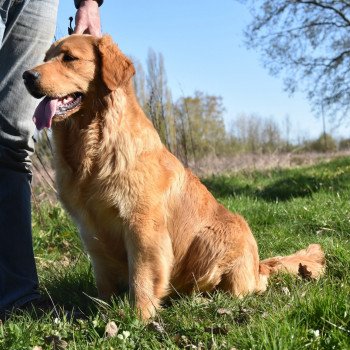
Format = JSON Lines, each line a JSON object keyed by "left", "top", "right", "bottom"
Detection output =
{"left": 1, "top": 157, "right": 350, "bottom": 349}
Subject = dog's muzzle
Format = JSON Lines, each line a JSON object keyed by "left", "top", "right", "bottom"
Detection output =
{"left": 23, "top": 70, "right": 44, "bottom": 98}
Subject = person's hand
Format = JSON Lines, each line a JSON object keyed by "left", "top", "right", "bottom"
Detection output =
{"left": 74, "top": 0, "right": 101, "bottom": 37}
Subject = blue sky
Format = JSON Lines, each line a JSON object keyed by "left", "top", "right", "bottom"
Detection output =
{"left": 56, "top": 0, "right": 348, "bottom": 141}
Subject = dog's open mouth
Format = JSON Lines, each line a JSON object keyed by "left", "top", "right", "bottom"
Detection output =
{"left": 33, "top": 93, "right": 83, "bottom": 130}
{"left": 55, "top": 93, "right": 83, "bottom": 116}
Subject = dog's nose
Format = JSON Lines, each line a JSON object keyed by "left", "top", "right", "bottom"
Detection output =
{"left": 22, "top": 70, "right": 40, "bottom": 84}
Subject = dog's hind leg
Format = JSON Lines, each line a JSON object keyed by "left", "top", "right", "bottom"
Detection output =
{"left": 217, "top": 246, "right": 262, "bottom": 297}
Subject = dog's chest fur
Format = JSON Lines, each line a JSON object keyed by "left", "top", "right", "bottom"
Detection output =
{"left": 50, "top": 102, "right": 181, "bottom": 261}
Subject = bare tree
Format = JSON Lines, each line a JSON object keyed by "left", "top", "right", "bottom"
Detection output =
{"left": 284, "top": 114, "right": 291, "bottom": 150}
{"left": 173, "top": 100, "right": 190, "bottom": 166}
{"left": 231, "top": 113, "right": 283, "bottom": 153}
{"left": 133, "top": 59, "right": 147, "bottom": 109}
{"left": 146, "top": 49, "right": 172, "bottom": 149}
{"left": 242, "top": 0, "right": 350, "bottom": 121}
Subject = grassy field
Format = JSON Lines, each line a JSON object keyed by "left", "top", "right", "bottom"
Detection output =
{"left": 1, "top": 157, "right": 350, "bottom": 349}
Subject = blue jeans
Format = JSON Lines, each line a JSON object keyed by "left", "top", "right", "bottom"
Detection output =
{"left": 0, "top": 0, "right": 58, "bottom": 314}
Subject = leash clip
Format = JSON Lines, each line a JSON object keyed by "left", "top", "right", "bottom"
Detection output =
{"left": 68, "top": 16, "right": 74, "bottom": 35}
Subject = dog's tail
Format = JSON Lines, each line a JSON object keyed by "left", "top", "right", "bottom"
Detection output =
{"left": 258, "top": 244, "right": 325, "bottom": 287}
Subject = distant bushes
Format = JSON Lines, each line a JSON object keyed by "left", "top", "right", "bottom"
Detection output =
{"left": 339, "top": 138, "right": 350, "bottom": 151}
{"left": 301, "top": 133, "right": 337, "bottom": 153}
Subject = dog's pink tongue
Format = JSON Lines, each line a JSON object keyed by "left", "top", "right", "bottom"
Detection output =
{"left": 33, "top": 97, "right": 58, "bottom": 130}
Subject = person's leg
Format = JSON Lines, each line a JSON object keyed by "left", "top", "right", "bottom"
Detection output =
{"left": 0, "top": 0, "right": 58, "bottom": 315}
{"left": 0, "top": 0, "right": 7, "bottom": 43}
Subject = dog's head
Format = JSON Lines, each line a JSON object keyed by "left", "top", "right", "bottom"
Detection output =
{"left": 23, "top": 34, "right": 135, "bottom": 129}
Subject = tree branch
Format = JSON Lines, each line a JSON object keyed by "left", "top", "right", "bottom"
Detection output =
{"left": 297, "top": 0, "right": 350, "bottom": 26}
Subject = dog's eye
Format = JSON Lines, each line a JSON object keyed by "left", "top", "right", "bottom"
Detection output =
{"left": 63, "top": 54, "right": 77, "bottom": 62}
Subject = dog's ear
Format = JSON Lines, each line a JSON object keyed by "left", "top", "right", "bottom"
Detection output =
{"left": 98, "top": 35, "right": 135, "bottom": 91}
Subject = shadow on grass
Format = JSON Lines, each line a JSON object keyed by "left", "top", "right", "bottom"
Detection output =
{"left": 202, "top": 176, "right": 256, "bottom": 198}
{"left": 202, "top": 174, "right": 321, "bottom": 201}
{"left": 40, "top": 266, "right": 133, "bottom": 321}
{"left": 259, "top": 175, "right": 321, "bottom": 201}
{"left": 40, "top": 267, "right": 100, "bottom": 317}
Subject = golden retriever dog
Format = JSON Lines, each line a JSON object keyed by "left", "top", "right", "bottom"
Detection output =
{"left": 23, "top": 35, "right": 325, "bottom": 320}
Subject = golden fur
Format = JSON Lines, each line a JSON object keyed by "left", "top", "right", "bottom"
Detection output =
{"left": 27, "top": 35, "right": 325, "bottom": 319}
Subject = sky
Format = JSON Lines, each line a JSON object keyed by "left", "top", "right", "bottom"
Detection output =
{"left": 56, "top": 0, "right": 348, "bottom": 141}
